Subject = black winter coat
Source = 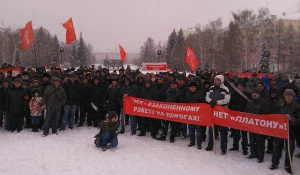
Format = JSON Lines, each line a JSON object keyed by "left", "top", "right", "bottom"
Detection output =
{"left": 246, "top": 98, "right": 268, "bottom": 115}
{"left": 80, "top": 83, "right": 93, "bottom": 106}
{"left": 139, "top": 85, "right": 156, "bottom": 101}
{"left": 90, "top": 83, "right": 106, "bottom": 107}
{"left": 62, "top": 80, "right": 82, "bottom": 105}
{"left": 229, "top": 90, "right": 248, "bottom": 112}
{"left": 277, "top": 101, "right": 300, "bottom": 132}
{"left": 184, "top": 90, "right": 205, "bottom": 103}
{"left": 106, "top": 85, "right": 121, "bottom": 112}
{"left": 155, "top": 82, "right": 167, "bottom": 102}
{"left": 120, "top": 84, "right": 138, "bottom": 108}
{"left": 6, "top": 86, "right": 28, "bottom": 114}
{"left": 165, "top": 88, "right": 182, "bottom": 103}
{"left": 0, "top": 86, "right": 9, "bottom": 110}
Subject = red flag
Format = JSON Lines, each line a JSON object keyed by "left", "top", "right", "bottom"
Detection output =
{"left": 20, "top": 21, "right": 34, "bottom": 51}
{"left": 119, "top": 45, "right": 126, "bottom": 63}
{"left": 186, "top": 47, "right": 199, "bottom": 73}
{"left": 62, "top": 18, "right": 76, "bottom": 44}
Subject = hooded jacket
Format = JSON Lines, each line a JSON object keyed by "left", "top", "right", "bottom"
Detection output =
{"left": 206, "top": 75, "right": 231, "bottom": 106}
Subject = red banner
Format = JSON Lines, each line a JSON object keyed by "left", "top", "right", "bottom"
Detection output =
{"left": 0, "top": 66, "right": 22, "bottom": 76}
{"left": 228, "top": 72, "right": 276, "bottom": 78}
{"left": 123, "top": 97, "right": 212, "bottom": 126}
{"left": 142, "top": 62, "right": 167, "bottom": 71}
{"left": 124, "top": 97, "right": 288, "bottom": 139}
{"left": 213, "top": 106, "right": 288, "bottom": 139}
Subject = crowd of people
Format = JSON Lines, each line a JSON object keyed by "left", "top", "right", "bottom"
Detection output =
{"left": 0, "top": 65, "right": 299, "bottom": 174}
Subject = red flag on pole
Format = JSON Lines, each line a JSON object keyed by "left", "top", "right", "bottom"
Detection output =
{"left": 20, "top": 21, "right": 34, "bottom": 51}
{"left": 186, "top": 46, "right": 199, "bottom": 73}
{"left": 62, "top": 18, "right": 76, "bottom": 44}
{"left": 119, "top": 45, "right": 126, "bottom": 63}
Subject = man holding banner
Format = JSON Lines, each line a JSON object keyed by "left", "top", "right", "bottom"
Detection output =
{"left": 246, "top": 88, "right": 268, "bottom": 163}
{"left": 205, "top": 75, "right": 231, "bottom": 155}
{"left": 270, "top": 89, "right": 300, "bottom": 174}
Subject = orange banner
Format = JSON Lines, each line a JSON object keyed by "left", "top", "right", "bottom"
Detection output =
{"left": 124, "top": 97, "right": 288, "bottom": 139}
{"left": 0, "top": 66, "right": 22, "bottom": 76}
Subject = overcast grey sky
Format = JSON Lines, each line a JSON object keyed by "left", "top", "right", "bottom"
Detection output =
{"left": 0, "top": 0, "right": 299, "bottom": 52}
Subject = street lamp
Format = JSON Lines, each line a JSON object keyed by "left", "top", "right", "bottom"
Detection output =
{"left": 59, "top": 47, "right": 64, "bottom": 66}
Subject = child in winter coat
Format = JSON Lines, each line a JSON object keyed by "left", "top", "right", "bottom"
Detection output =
{"left": 100, "top": 111, "right": 119, "bottom": 151}
{"left": 29, "top": 89, "right": 43, "bottom": 132}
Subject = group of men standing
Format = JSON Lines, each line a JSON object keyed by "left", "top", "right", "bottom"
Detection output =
{"left": 0, "top": 66, "right": 299, "bottom": 174}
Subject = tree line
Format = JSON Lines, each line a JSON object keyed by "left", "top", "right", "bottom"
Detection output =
{"left": 140, "top": 7, "right": 300, "bottom": 73}
{"left": 0, "top": 26, "right": 95, "bottom": 68}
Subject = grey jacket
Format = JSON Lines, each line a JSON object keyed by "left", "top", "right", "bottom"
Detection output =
{"left": 42, "top": 84, "right": 66, "bottom": 109}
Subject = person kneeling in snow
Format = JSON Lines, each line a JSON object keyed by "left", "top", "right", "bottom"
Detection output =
{"left": 99, "top": 111, "right": 119, "bottom": 151}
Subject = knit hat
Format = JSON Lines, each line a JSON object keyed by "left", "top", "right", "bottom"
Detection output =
{"left": 32, "top": 88, "right": 42, "bottom": 96}
{"left": 157, "top": 76, "right": 164, "bottom": 81}
{"left": 170, "top": 81, "right": 178, "bottom": 85}
{"left": 111, "top": 76, "right": 119, "bottom": 81}
{"left": 82, "top": 76, "right": 89, "bottom": 80}
{"left": 14, "top": 78, "right": 22, "bottom": 84}
{"left": 3, "top": 78, "right": 10, "bottom": 83}
{"left": 252, "top": 88, "right": 261, "bottom": 96}
{"left": 42, "top": 73, "right": 51, "bottom": 78}
{"left": 108, "top": 111, "right": 117, "bottom": 119}
{"left": 188, "top": 81, "right": 198, "bottom": 87}
{"left": 236, "top": 80, "right": 245, "bottom": 87}
{"left": 51, "top": 77, "right": 61, "bottom": 82}
{"left": 7, "top": 70, "right": 12, "bottom": 74}
{"left": 284, "top": 89, "right": 296, "bottom": 97}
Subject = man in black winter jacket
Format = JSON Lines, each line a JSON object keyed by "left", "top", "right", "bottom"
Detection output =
{"left": 61, "top": 73, "right": 82, "bottom": 130}
{"left": 184, "top": 81, "right": 205, "bottom": 149}
{"left": 90, "top": 76, "right": 107, "bottom": 127}
{"left": 157, "top": 81, "right": 182, "bottom": 143}
{"left": 106, "top": 76, "right": 121, "bottom": 117}
{"left": 0, "top": 79, "right": 10, "bottom": 130}
{"left": 77, "top": 76, "right": 93, "bottom": 127}
{"left": 265, "top": 87, "right": 282, "bottom": 154}
{"left": 228, "top": 80, "right": 249, "bottom": 155}
{"left": 119, "top": 78, "right": 138, "bottom": 135}
{"left": 6, "top": 78, "right": 28, "bottom": 133}
{"left": 246, "top": 88, "right": 268, "bottom": 163}
{"left": 138, "top": 80, "right": 157, "bottom": 138}
{"left": 178, "top": 77, "right": 188, "bottom": 138}
{"left": 269, "top": 89, "right": 300, "bottom": 174}
{"left": 205, "top": 75, "right": 231, "bottom": 155}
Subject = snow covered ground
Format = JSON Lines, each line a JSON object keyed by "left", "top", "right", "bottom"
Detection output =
{"left": 0, "top": 127, "right": 299, "bottom": 175}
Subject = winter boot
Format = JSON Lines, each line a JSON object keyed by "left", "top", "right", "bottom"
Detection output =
{"left": 269, "top": 164, "right": 278, "bottom": 170}
{"left": 77, "top": 123, "right": 84, "bottom": 127}
{"left": 205, "top": 147, "right": 213, "bottom": 151}
{"left": 170, "top": 135, "right": 175, "bottom": 143}
{"left": 156, "top": 136, "right": 166, "bottom": 141}
{"left": 138, "top": 132, "right": 146, "bottom": 137}
{"left": 247, "top": 154, "right": 257, "bottom": 159}
{"left": 188, "top": 143, "right": 195, "bottom": 147}
{"left": 221, "top": 151, "right": 226, "bottom": 155}
{"left": 229, "top": 147, "right": 239, "bottom": 151}
{"left": 102, "top": 147, "right": 107, "bottom": 152}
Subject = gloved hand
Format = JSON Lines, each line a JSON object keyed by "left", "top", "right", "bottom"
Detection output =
{"left": 210, "top": 100, "right": 217, "bottom": 108}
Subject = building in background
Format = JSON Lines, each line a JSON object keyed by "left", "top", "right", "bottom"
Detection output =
{"left": 93, "top": 52, "right": 140, "bottom": 64}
